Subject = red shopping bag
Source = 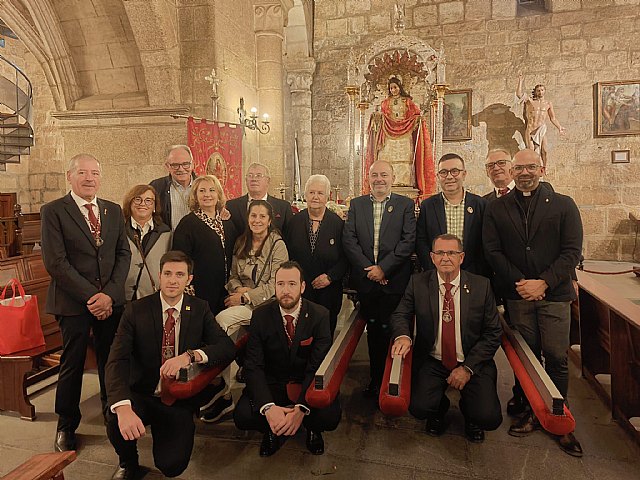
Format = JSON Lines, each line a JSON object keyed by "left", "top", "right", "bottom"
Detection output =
{"left": 0, "top": 278, "right": 45, "bottom": 355}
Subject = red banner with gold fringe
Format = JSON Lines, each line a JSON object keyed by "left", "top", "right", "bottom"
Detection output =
{"left": 187, "top": 117, "right": 243, "bottom": 199}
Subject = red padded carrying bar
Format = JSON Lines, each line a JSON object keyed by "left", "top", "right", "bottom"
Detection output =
{"left": 379, "top": 344, "right": 413, "bottom": 416}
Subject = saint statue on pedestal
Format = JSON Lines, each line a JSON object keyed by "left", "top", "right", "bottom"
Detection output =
{"left": 364, "top": 76, "right": 435, "bottom": 198}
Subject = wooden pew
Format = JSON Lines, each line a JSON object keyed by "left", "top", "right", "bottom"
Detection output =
{"left": 576, "top": 269, "right": 640, "bottom": 444}
{"left": 1, "top": 451, "right": 76, "bottom": 480}
{"left": 0, "top": 253, "right": 61, "bottom": 420}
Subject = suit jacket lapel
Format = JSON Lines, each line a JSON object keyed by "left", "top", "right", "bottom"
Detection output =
{"left": 151, "top": 292, "right": 164, "bottom": 362}
{"left": 63, "top": 193, "right": 97, "bottom": 247}
{"left": 178, "top": 295, "right": 193, "bottom": 354}
{"left": 462, "top": 195, "right": 474, "bottom": 249}
{"left": 300, "top": 209, "right": 313, "bottom": 255}
{"left": 379, "top": 194, "right": 394, "bottom": 238}
{"left": 272, "top": 301, "right": 290, "bottom": 351}
{"left": 527, "top": 188, "right": 550, "bottom": 242}
{"left": 289, "top": 300, "right": 310, "bottom": 362}
{"left": 364, "top": 198, "right": 374, "bottom": 243}
{"left": 459, "top": 271, "right": 470, "bottom": 352}
{"left": 433, "top": 194, "right": 446, "bottom": 233}
{"left": 504, "top": 195, "right": 526, "bottom": 243}
{"left": 428, "top": 272, "right": 440, "bottom": 341}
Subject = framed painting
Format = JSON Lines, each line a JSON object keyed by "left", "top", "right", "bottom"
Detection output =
{"left": 595, "top": 81, "right": 640, "bottom": 137}
{"left": 443, "top": 89, "right": 472, "bottom": 142}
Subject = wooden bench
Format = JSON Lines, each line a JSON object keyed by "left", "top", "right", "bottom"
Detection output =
{"left": 576, "top": 269, "right": 640, "bottom": 444}
{"left": 0, "top": 253, "right": 62, "bottom": 421}
{"left": 1, "top": 451, "right": 76, "bottom": 480}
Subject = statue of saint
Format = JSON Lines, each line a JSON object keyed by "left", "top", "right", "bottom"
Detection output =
{"left": 365, "top": 76, "right": 435, "bottom": 197}
{"left": 516, "top": 73, "right": 565, "bottom": 167}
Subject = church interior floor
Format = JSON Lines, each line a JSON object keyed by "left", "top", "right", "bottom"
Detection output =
{"left": 2, "top": 266, "right": 639, "bottom": 479}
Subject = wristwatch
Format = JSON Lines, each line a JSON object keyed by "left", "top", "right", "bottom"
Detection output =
{"left": 186, "top": 349, "right": 196, "bottom": 364}
{"left": 241, "top": 293, "right": 250, "bottom": 305}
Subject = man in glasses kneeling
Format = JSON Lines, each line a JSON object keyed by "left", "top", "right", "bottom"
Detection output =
{"left": 390, "top": 234, "right": 503, "bottom": 443}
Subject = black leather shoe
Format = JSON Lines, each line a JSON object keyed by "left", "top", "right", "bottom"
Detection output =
{"left": 110, "top": 463, "right": 139, "bottom": 480}
{"left": 54, "top": 430, "right": 76, "bottom": 452}
{"left": 425, "top": 415, "right": 446, "bottom": 436}
{"left": 464, "top": 422, "right": 485, "bottom": 443}
{"left": 362, "top": 383, "right": 380, "bottom": 399}
{"left": 558, "top": 432, "right": 583, "bottom": 457}
{"left": 506, "top": 395, "right": 528, "bottom": 416}
{"left": 508, "top": 412, "right": 539, "bottom": 437}
{"left": 306, "top": 430, "right": 325, "bottom": 455}
{"left": 259, "top": 431, "right": 281, "bottom": 457}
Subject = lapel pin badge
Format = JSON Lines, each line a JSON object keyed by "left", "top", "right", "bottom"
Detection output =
{"left": 329, "top": 238, "right": 335, "bottom": 245}
{"left": 467, "top": 206, "right": 473, "bottom": 214}
{"left": 185, "top": 305, "right": 191, "bottom": 311}
{"left": 545, "top": 198, "right": 549, "bottom": 203}
{"left": 387, "top": 205, "right": 394, "bottom": 213}
{"left": 463, "top": 284, "right": 469, "bottom": 293}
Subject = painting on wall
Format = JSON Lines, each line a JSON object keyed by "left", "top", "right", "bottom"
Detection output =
{"left": 595, "top": 81, "right": 640, "bottom": 137}
{"left": 443, "top": 89, "right": 472, "bottom": 142}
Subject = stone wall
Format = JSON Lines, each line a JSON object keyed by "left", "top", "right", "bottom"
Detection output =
{"left": 312, "top": 0, "right": 640, "bottom": 260}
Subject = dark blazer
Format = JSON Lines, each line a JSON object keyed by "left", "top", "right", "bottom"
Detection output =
{"left": 105, "top": 292, "right": 236, "bottom": 406}
{"left": 390, "top": 270, "right": 502, "bottom": 374}
{"left": 244, "top": 299, "right": 332, "bottom": 409}
{"left": 483, "top": 186, "right": 583, "bottom": 302}
{"left": 41, "top": 193, "right": 131, "bottom": 315}
{"left": 483, "top": 190, "right": 498, "bottom": 201}
{"left": 172, "top": 212, "right": 237, "bottom": 314}
{"left": 286, "top": 209, "right": 347, "bottom": 292}
{"left": 342, "top": 193, "right": 416, "bottom": 295}
{"left": 149, "top": 173, "right": 197, "bottom": 228}
{"left": 226, "top": 194, "right": 292, "bottom": 237}
{"left": 416, "top": 192, "right": 488, "bottom": 276}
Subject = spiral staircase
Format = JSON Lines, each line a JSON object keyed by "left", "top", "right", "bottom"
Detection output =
{"left": 0, "top": 53, "right": 34, "bottom": 171}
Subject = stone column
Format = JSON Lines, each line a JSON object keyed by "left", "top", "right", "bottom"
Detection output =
{"left": 285, "top": 55, "right": 316, "bottom": 192}
{"left": 254, "top": 2, "right": 285, "bottom": 193}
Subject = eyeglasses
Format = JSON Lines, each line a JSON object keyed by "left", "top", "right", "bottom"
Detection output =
{"left": 432, "top": 250, "right": 463, "bottom": 257}
{"left": 512, "top": 164, "right": 541, "bottom": 173}
{"left": 167, "top": 162, "right": 192, "bottom": 170}
{"left": 437, "top": 168, "right": 464, "bottom": 178}
{"left": 246, "top": 173, "right": 267, "bottom": 180}
{"left": 485, "top": 160, "right": 510, "bottom": 170}
{"left": 132, "top": 197, "right": 155, "bottom": 206}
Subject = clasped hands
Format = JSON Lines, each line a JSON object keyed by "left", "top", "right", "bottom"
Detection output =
{"left": 225, "top": 287, "right": 250, "bottom": 307}
{"left": 87, "top": 292, "right": 112, "bottom": 320}
{"left": 365, "top": 265, "right": 387, "bottom": 285}
{"left": 516, "top": 279, "right": 548, "bottom": 301}
{"left": 265, "top": 405, "right": 305, "bottom": 437}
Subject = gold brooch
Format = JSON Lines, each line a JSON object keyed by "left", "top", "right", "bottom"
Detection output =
{"left": 467, "top": 206, "right": 473, "bottom": 214}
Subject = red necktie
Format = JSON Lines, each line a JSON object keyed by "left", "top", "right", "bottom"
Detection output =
{"left": 161, "top": 308, "right": 177, "bottom": 405}
{"left": 441, "top": 283, "right": 457, "bottom": 371}
{"left": 284, "top": 314, "right": 295, "bottom": 347}
{"left": 498, "top": 187, "right": 510, "bottom": 197}
{"left": 84, "top": 204, "right": 101, "bottom": 238}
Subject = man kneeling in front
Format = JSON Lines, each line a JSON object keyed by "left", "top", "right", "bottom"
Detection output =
{"left": 234, "top": 261, "right": 341, "bottom": 456}
{"left": 105, "top": 251, "right": 235, "bottom": 479}
{"left": 390, "top": 234, "right": 502, "bottom": 442}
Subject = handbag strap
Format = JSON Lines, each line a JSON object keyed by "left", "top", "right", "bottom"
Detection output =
{"left": 0, "top": 278, "right": 26, "bottom": 302}
{"left": 254, "top": 237, "right": 284, "bottom": 287}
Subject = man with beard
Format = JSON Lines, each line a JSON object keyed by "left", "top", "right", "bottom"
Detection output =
{"left": 234, "top": 261, "right": 341, "bottom": 457}
{"left": 483, "top": 149, "right": 584, "bottom": 456}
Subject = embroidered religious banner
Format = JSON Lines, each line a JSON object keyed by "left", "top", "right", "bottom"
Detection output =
{"left": 187, "top": 117, "right": 243, "bottom": 199}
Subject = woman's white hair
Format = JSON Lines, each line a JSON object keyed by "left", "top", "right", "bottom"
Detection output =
{"left": 304, "top": 174, "right": 331, "bottom": 196}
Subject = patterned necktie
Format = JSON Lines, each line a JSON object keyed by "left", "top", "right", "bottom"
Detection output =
{"left": 84, "top": 204, "right": 100, "bottom": 238}
{"left": 441, "top": 283, "right": 457, "bottom": 371}
{"left": 161, "top": 308, "right": 177, "bottom": 405}
{"left": 498, "top": 187, "right": 510, "bottom": 197}
{"left": 284, "top": 314, "right": 295, "bottom": 347}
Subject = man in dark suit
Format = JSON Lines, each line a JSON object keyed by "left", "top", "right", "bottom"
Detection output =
{"left": 416, "top": 153, "right": 488, "bottom": 276}
{"left": 234, "top": 261, "right": 341, "bottom": 457}
{"left": 105, "top": 250, "right": 236, "bottom": 479}
{"left": 149, "top": 145, "right": 197, "bottom": 230}
{"left": 343, "top": 160, "right": 416, "bottom": 398}
{"left": 391, "top": 234, "right": 502, "bottom": 442}
{"left": 483, "top": 149, "right": 584, "bottom": 456}
{"left": 226, "top": 162, "right": 292, "bottom": 237}
{"left": 483, "top": 149, "right": 515, "bottom": 201}
{"left": 41, "top": 154, "right": 131, "bottom": 452}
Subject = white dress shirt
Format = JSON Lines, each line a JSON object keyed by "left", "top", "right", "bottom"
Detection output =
{"left": 70, "top": 190, "right": 100, "bottom": 229}
{"left": 493, "top": 180, "right": 516, "bottom": 197}
{"left": 431, "top": 272, "right": 465, "bottom": 364}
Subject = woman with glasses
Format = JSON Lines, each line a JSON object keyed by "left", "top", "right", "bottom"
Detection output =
{"left": 172, "top": 175, "right": 237, "bottom": 314}
{"left": 200, "top": 199, "right": 288, "bottom": 423}
{"left": 286, "top": 174, "right": 346, "bottom": 336}
{"left": 122, "top": 185, "right": 172, "bottom": 301}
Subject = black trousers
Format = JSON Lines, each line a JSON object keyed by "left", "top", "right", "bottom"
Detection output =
{"left": 409, "top": 356, "right": 502, "bottom": 431}
{"left": 234, "top": 385, "right": 341, "bottom": 434}
{"left": 107, "top": 393, "right": 195, "bottom": 478}
{"left": 55, "top": 307, "right": 122, "bottom": 431}
{"left": 303, "top": 282, "right": 343, "bottom": 337}
{"left": 359, "top": 290, "right": 402, "bottom": 389}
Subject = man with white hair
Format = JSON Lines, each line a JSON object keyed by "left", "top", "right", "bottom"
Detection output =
{"left": 150, "top": 145, "right": 197, "bottom": 230}
{"left": 41, "top": 154, "right": 131, "bottom": 452}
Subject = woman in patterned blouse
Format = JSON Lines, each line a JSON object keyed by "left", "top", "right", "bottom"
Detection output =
{"left": 172, "top": 175, "right": 236, "bottom": 315}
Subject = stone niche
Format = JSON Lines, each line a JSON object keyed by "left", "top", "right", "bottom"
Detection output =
{"left": 312, "top": 0, "right": 640, "bottom": 261}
